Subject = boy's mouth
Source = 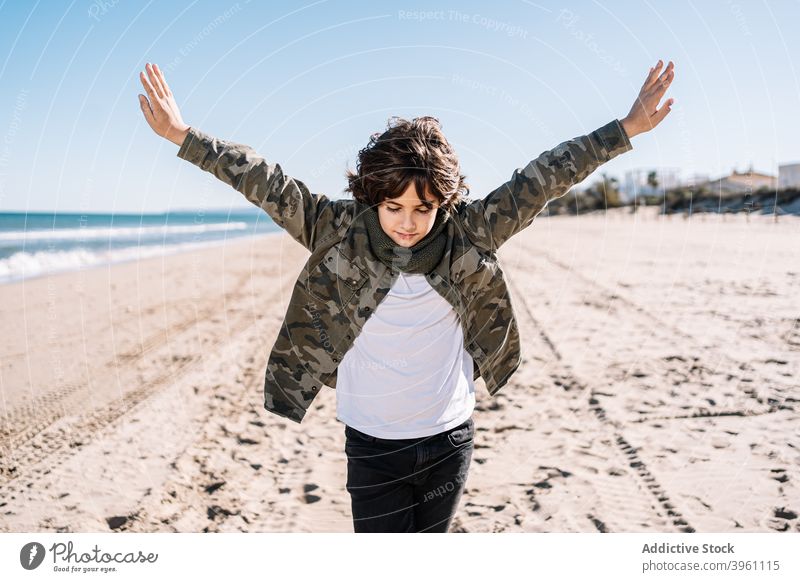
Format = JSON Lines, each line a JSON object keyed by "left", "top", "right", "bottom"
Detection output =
{"left": 396, "top": 232, "right": 416, "bottom": 240}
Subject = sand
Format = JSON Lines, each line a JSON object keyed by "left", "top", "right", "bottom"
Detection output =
{"left": 1, "top": 207, "right": 798, "bottom": 533}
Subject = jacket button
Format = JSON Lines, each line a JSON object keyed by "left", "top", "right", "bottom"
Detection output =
{"left": 364, "top": 307, "right": 371, "bottom": 312}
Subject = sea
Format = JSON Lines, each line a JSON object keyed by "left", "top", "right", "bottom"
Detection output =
{"left": 0, "top": 208, "right": 281, "bottom": 284}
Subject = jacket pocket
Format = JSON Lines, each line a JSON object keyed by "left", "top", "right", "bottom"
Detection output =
{"left": 304, "top": 247, "right": 369, "bottom": 312}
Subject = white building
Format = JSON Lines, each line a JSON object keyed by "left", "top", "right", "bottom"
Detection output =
{"left": 696, "top": 166, "right": 777, "bottom": 197}
{"left": 778, "top": 162, "right": 800, "bottom": 189}
{"left": 621, "top": 168, "right": 682, "bottom": 202}
{"left": 680, "top": 173, "right": 710, "bottom": 188}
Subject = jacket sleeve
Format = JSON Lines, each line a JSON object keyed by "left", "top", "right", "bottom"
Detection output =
{"left": 176, "top": 127, "right": 352, "bottom": 252}
{"left": 460, "top": 118, "right": 633, "bottom": 252}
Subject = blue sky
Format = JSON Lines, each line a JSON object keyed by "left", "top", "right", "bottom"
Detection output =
{"left": 0, "top": 0, "right": 798, "bottom": 213}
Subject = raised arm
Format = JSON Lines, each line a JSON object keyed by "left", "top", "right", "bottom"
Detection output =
{"left": 174, "top": 128, "right": 352, "bottom": 251}
{"left": 138, "top": 62, "right": 352, "bottom": 252}
{"left": 461, "top": 59, "right": 675, "bottom": 253}
{"left": 460, "top": 119, "right": 632, "bottom": 252}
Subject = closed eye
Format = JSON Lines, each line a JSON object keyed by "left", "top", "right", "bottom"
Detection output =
{"left": 387, "top": 207, "right": 431, "bottom": 214}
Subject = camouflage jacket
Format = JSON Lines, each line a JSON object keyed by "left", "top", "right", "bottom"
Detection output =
{"left": 176, "top": 118, "right": 632, "bottom": 424}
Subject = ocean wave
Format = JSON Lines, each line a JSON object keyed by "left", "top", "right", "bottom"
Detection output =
{"left": 0, "top": 221, "right": 249, "bottom": 242}
{"left": 0, "top": 239, "right": 238, "bottom": 283}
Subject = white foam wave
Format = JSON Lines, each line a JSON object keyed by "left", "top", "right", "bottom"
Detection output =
{"left": 0, "top": 239, "right": 237, "bottom": 283}
{"left": 0, "top": 221, "right": 249, "bottom": 242}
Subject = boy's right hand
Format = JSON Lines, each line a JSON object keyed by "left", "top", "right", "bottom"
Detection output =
{"left": 138, "top": 62, "right": 190, "bottom": 146}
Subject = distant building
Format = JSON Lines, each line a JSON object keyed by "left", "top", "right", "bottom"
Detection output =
{"left": 620, "top": 168, "right": 681, "bottom": 202}
{"left": 680, "top": 173, "right": 711, "bottom": 188}
{"left": 697, "top": 166, "right": 777, "bottom": 197}
{"left": 778, "top": 162, "right": 800, "bottom": 189}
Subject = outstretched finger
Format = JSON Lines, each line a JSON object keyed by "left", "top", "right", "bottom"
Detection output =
{"left": 153, "top": 63, "right": 171, "bottom": 96}
{"left": 651, "top": 98, "right": 675, "bottom": 127}
{"left": 140, "top": 70, "right": 159, "bottom": 103}
{"left": 641, "top": 67, "right": 656, "bottom": 90}
{"left": 657, "top": 61, "right": 675, "bottom": 83}
{"left": 642, "top": 60, "right": 662, "bottom": 90}
{"left": 138, "top": 94, "right": 155, "bottom": 126}
{"left": 146, "top": 63, "right": 165, "bottom": 99}
{"left": 651, "top": 69, "right": 675, "bottom": 100}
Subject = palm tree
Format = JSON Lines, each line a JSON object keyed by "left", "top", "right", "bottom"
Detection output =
{"left": 647, "top": 170, "right": 659, "bottom": 192}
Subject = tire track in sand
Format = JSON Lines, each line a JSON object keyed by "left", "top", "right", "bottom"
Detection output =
{"left": 0, "top": 270, "right": 292, "bottom": 486}
{"left": 537, "top": 250, "right": 793, "bottom": 422}
{"left": 504, "top": 269, "right": 695, "bottom": 533}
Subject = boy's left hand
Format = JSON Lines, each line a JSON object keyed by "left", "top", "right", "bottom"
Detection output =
{"left": 621, "top": 60, "right": 675, "bottom": 139}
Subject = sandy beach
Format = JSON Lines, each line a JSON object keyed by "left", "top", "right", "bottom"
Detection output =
{"left": 1, "top": 207, "right": 797, "bottom": 533}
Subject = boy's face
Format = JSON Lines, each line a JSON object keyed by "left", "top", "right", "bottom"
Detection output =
{"left": 377, "top": 182, "right": 440, "bottom": 247}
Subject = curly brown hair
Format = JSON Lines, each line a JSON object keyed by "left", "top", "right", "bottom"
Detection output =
{"left": 344, "top": 116, "right": 469, "bottom": 216}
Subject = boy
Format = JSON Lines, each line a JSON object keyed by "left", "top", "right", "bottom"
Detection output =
{"left": 138, "top": 59, "right": 675, "bottom": 532}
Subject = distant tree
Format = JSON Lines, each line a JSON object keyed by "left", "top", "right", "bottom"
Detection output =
{"left": 647, "top": 170, "right": 659, "bottom": 192}
{"left": 584, "top": 185, "right": 604, "bottom": 211}
{"left": 600, "top": 172, "right": 622, "bottom": 208}
{"left": 632, "top": 171, "right": 659, "bottom": 213}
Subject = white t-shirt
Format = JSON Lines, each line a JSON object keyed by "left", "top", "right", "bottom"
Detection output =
{"left": 335, "top": 271, "right": 476, "bottom": 439}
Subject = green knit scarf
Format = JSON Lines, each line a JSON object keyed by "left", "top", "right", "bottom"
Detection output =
{"left": 362, "top": 204, "right": 450, "bottom": 275}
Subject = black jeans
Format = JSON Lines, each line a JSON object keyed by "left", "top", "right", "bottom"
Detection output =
{"left": 344, "top": 416, "right": 474, "bottom": 533}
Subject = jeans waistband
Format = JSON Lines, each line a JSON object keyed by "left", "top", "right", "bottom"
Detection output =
{"left": 346, "top": 416, "right": 472, "bottom": 444}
